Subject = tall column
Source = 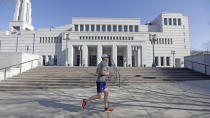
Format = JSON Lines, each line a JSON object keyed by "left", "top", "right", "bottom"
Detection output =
{"left": 127, "top": 45, "right": 132, "bottom": 67}
{"left": 45, "top": 55, "right": 49, "bottom": 66}
{"left": 112, "top": 45, "right": 117, "bottom": 66}
{"left": 97, "top": 45, "right": 102, "bottom": 65}
{"left": 138, "top": 46, "right": 141, "bottom": 67}
{"left": 82, "top": 45, "right": 88, "bottom": 67}
{"left": 68, "top": 45, "right": 74, "bottom": 67}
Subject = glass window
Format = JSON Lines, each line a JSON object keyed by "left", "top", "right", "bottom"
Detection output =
{"left": 113, "top": 25, "right": 117, "bottom": 32}
{"left": 173, "top": 18, "right": 177, "bottom": 25}
{"left": 102, "top": 25, "right": 106, "bottom": 31}
{"left": 169, "top": 18, "right": 172, "bottom": 25}
{"left": 164, "top": 18, "right": 167, "bottom": 25}
{"left": 165, "top": 38, "right": 167, "bottom": 45}
{"left": 166, "top": 57, "right": 170, "bottom": 66}
{"left": 135, "top": 25, "right": 139, "bottom": 32}
{"left": 107, "top": 25, "right": 111, "bottom": 32}
{"left": 156, "top": 38, "right": 159, "bottom": 44}
{"left": 162, "top": 38, "right": 164, "bottom": 44}
{"left": 159, "top": 38, "right": 161, "bottom": 44}
{"left": 85, "top": 24, "right": 89, "bottom": 31}
{"left": 161, "top": 57, "right": 164, "bottom": 66}
{"left": 75, "top": 25, "right": 78, "bottom": 31}
{"left": 40, "top": 37, "right": 42, "bottom": 43}
{"left": 96, "top": 25, "right": 100, "bottom": 31}
{"left": 118, "top": 25, "right": 122, "bottom": 32}
{"left": 80, "top": 25, "right": 84, "bottom": 31}
{"left": 178, "top": 18, "right": 181, "bottom": 25}
{"left": 129, "top": 25, "right": 133, "bottom": 32}
{"left": 171, "top": 38, "right": 173, "bottom": 44}
{"left": 124, "top": 25, "right": 128, "bottom": 32}
{"left": 91, "top": 25, "right": 95, "bottom": 31}
{"left": 155, "top": 57, "right": 159, "bottom": 66}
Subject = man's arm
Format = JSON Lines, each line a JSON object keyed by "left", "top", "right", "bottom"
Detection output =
{"left": 96, "top": 67, "right": 98, "bottom": 74}
{"left": 101, "top": 70, "right": 109, "bottom": 76}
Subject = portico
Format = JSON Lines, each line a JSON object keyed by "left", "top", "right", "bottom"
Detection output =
{"left": 67, "top": 44, "right": 143, "bottom": 67}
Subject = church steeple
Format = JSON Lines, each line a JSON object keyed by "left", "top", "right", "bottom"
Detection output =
{"left": 9, "top": 0, "right": 34, "bottom": 32}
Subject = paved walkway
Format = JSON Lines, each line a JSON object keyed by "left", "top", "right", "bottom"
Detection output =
{"left": 0, "top": 80, "right": 210, "bottom": 118}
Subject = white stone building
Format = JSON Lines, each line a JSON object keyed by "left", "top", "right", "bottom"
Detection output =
{"left": 0, "top": 0, "right": 190, "bottom": 67}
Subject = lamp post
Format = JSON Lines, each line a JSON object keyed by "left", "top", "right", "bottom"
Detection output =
{"left": 64, "top": 32, "right": 70, "bottom": 66}
{"left": 149, "top": 34, "right": 157, "bottom": 67}
{"left": 78, "top": 45, "right": 82, "bottom": 66}
{"left": 16, "top": 32, "right": 21, "bottom": 52}
{"left": 171, "top": 50, "right": 176, "bottom": 68}
{"left": 32, "top": 33, "right": 35, "bottom": 54}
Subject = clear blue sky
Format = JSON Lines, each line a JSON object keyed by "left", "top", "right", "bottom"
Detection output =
{"left": 0, "top": 0, "right": 209, "bottom": 50}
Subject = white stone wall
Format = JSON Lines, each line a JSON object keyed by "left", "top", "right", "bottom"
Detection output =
{"left": 0, "top": 52, "right": 40, "bottom": 80}
{"left": 184, "top": 54, "right": 210, "bottom": 75}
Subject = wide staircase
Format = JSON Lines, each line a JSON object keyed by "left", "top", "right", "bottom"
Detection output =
{"left": 0, "top": 66, "right": 209, "bottom": 90}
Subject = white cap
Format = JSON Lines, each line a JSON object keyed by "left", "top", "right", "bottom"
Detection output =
{"left": 101, "top": 54, "right": 109, "bottom": 58}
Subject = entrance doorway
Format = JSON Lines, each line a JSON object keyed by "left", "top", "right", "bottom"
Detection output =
{"left": 117, "top": 56, "right": 123, "bottom": 67}
{"left": 175, "top": 58, "right": 181, "bottom": 67}
{"left": 88, "top": 46, "right": 97, "bottom": 66}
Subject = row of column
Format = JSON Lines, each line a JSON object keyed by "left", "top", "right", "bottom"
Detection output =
{"left": 67, "top": 45, "right": 142, "bottom": 67}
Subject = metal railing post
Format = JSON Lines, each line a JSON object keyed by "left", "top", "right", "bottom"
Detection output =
{"left": 20, "top": 64, "right": 22, "bottom": 73}
{"left": 4, "top": 68, "right": 6, "bottom": 80}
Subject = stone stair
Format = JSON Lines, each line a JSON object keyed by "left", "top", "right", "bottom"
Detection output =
{"left": 0, "top": 66, "right": 209, "bottom": 90}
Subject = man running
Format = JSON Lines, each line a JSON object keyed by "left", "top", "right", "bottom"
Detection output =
{"left": 82, "top": 54, "right": 114, "bottom": 112}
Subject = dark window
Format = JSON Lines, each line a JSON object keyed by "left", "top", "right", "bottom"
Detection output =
{"left": 156, "top": 38, "right": 159, "bottom": 44}
{"left": 107, "top": 25, "right": 111, "bottom": 32}
{"left": 165, "top": 38, "right": 167, "bottom": 45}
{"left": 161, "top": 57, "right": 164, "bottom": 66}
{"left": 135, "top": 25, "right": 139, "bottom": 32}
{"left": 162, "top": 38, "right": 164, "bottom": 44}
{"left": 96, "top": 25, "right": 100, "bottom": 31}
{"left": 129, "top": 25, "right": 133, "bottom": 32}
{"left": 91, "top": 25, "right": 95, "bottom": 31}
{"left": 173, "top": 18, "right": 177, "bottom": 25}
{"left": 40, "top": 37, "right": 42, "bottom": 43}
{"left": 54, "top": 55, "right": 57, "bottom": 65}
{"left": 169, "top": 18, "right": 172, "bottom": 25}
{"left": 166, "top": 57, "right": 170, "bottom": 66}
{"left": 113, "top": 25, "right": 117, "bottom": 32}
{"left": 178, "top": 18, "right": 181, "bottom": 25}
{"left": 155, "top": 57, "right": 159, "bottom": 66}
{"left": 118, "top": 25, "right": 122, "bottom": 32}
{"left": 159, "top": 38, "right": 161, "bottom": 44}
{"left": 124, "top": 25, "right": 128, "bottom": 32}
{"left": 80, "top": 25, "right": 84, "bottom": 31}
{"left": 164, "top": 18, "right": 168, "bottom": 25}
{"left": 102, "top": 25, "right": 106, "bottom": 31}
{"left": 60, "top": 37, "right": 62, "bottom": 43}
{"left": 85, "top": 24, "right": 89, "bottom": 31}
{"left": 75, "top": 25, "right": 78, "bottom": 31}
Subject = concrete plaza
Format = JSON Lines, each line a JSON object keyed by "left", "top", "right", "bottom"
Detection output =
{"left": 0, "top": 80, "right": 210, "bottom": 118}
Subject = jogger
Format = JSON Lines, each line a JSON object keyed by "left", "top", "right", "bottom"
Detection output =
{"left": 82, "top": 54, "right": 114, "bottom": 112}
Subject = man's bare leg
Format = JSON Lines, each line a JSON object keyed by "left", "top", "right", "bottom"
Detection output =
{"left": 85, "top": 93, "right": 102, "bottom": 102}
{"left": 104, "top": 88, "right": 109, "bottom": 108}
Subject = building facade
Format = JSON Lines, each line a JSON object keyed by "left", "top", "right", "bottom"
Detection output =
{"left": 0, "top": 0, "right": 190, "bottom": 67}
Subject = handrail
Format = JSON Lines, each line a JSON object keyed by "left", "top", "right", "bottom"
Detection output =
{"left": 185, "top": 60, "right": 210, "bottom": 67}
{"left": 111, "top": 59, "right": 121, "bottom": 88}
{"left": 0, "top": 59, "right": 39, "bottom": 80}
{"left": 0, "top": 59, "right": 39, "bottom": 71}
{"left": 185, "top": 60, "right": 210, "bottom": 75}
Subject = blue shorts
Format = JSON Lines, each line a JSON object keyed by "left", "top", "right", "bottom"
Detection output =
{"left": 96, "top": 82, "right": 107, "bottom": 93}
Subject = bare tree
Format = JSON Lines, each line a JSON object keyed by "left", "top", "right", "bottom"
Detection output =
{"left": 202, "top": 41, "right": 210, "bottom": 54}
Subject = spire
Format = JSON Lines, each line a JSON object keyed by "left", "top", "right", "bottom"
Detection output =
{"left": 14, "top": 0, "right": 32, "bottom": 24}
{"left": 9, "top": 0, "right": 34, "bottom": 31}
